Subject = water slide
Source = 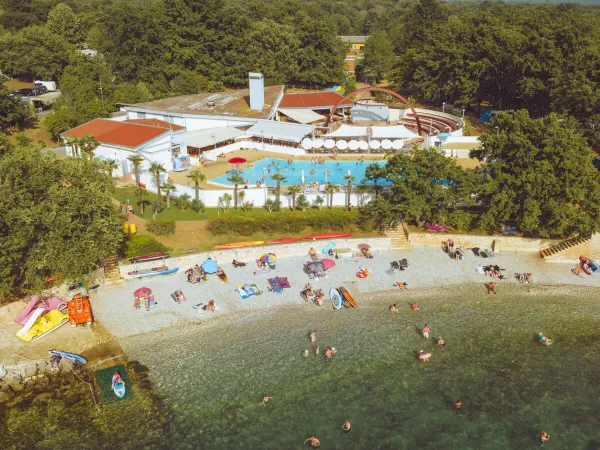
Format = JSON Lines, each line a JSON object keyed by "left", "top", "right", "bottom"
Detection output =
{"left": 15, "top": 295, "right": 42, "bottom": 325}
{"left": 16, "top": 308, "right": 45, "bottom": 337}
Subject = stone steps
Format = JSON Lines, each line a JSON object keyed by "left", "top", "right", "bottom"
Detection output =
{"left": 103, "top": 255, "right": 122, "bottom": 286}
{"left": 384, "top": 223, "right": 411, "bottom": 249}
{"left": 539, "top": 234, "right": 592, "bottom": 259}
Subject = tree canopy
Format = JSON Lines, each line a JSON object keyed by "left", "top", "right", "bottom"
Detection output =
{"left": 362, "top": 31, "right": 395, "bottom": 83}
{"left": 0, "top": 137, "right": 123, "bottom": 299}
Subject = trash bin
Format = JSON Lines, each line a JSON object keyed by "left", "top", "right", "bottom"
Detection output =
{"left": 129, "top": 223, "right": 137, "bottom": 234}
{"left": 123, "top": 223, "right": 130, "bottom": 233}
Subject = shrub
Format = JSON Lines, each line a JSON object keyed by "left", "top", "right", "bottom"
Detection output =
{"left": 146, "top": 220, "right": 176, "bottom": 235}
{"left": 125, "top": 234, "right": 169, "bottom": 258}
{"left": 190, "top": 199, "right": 206, "bottom": 213}
{"left": 241, "top": 201, "right": 254, "bottom": 212}
{"left": 296, "top": 194, "right": 310, "bottom": 211}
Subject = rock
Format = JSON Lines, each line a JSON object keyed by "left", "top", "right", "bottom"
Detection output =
{"left": 4, "top": 372, "right": 22, "bottom": 388}
{"left": 36, "top": 361, "right": 48, "bottom": 375}
{"left": 10, "top": 383, "right": 24, "bottom": 392}
{"left": 0, "top": 385, "right": 14, "bottom": 403}
{"left": 22, "top": 362, "right": 38, "bottom": 378}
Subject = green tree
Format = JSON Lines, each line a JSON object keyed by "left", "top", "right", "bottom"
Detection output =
{"left": 324, "top": 183, "right": 340, "bottom": 209}
{"left": 344, "top": 74, "right": 357, "bottom": 96}
{"left": 187, "top": 169, "right": 206, "bottom": 203}
{"left": 0, "top": 143, "right": 122, "bottom": 298}
{"left": 79, "top": 134, "right": 100, "bottom": 160}
{"left": 103, "top": 158, "right": 119, "bottom": 177}
{"left": 287, "top": 185, "right": 302, "bottom": 210}
{"left": 0, "top": 85, "right": 30, "bottom": 130}
{"left": 364, "top": 163, "right": 387, "bottom": 197}
{"left": 45, "top": 106, "right": 77, "bottom": 139}
{"left": 218, "top": 193, "right": 232, "bottom": 213}
{"left": 169, "top": 70, "right": 199, "bottom": 96}
{"left": 227, "top": 174, "right": 245, "bottom": 210}
{"left": 128, "top": 154, "right": 144, "bottom": 187}
{"left": 362, "top": 31, "right": 395, "bottom": 83}
{"left": 135, "top": 187, "right": 150, "bottom": 215}
{"left": 112, "top": 82, "right": 154, "bottom": 104}
{"left": 161, "top": 181, "right": 177, "bottom": 209}
{"left": 148, "top": 162, "right": 166, "bottom": 202}
{"left": 355, "top": 184, "right": 370, "bottom": 207}
{"left": 47, "top": 3, "right": 81, "bottom": 43}
{"left": 473, "top": 110, "right": 600, "bottom": 237}
{"left": 342, "top": 174, "right": 356, "bottom": 210}
{"left": 270, "top": 173, "right": 286, "bottom": 205}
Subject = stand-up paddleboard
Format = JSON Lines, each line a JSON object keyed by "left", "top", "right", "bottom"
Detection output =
{"left": 338, "top": 287, "right": 357, "bottom": 307}
{"left": 330, "top": 288, "right": 343, "bottom": 310}
{"left": 113, "top": 381, "right": 126, "bottom": 398}
{"left": 129, "top": 253, "right": 170, "bottom": 263}
{"left": 212, "top": 241, "right": 264, "bottom": 249}
{"left": 48, "top": 349, "right": 88, "bottom": 365}
{"left": 16, "top": 308, "right": 45, "bottom": 337}
{"left": 304, "top": 232, "right": 352, "bottom": 240}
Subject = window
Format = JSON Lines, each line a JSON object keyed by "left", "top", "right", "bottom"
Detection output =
{"left": 137, "top": 112, "right": 146, "bottom": 119}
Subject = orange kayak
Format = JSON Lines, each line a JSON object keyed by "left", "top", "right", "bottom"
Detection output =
{"left": 213, "top": 241, "right": 264, "bottom": 249}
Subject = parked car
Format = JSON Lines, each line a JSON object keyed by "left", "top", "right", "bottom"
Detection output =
{"left": 33, "top": 83, "right": 48, "bottom": 94}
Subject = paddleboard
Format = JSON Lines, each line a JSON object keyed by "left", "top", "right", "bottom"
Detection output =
{"left": 129, "top": 253, "right": 170, "bottom": 263}
{"left": 264, "top": 237, "right": 302, "bottom": 245}
{"left": 304, "top": 232, "right": 352, "bottom": 240}
{"left": 113, "top": 382, "right": 126, "bottom": 398}
{"left": 212, "top": 241, "right": 264, "bottom": 249}
{"left": 338, "top": 286, "right": 357, "bottom": 307}
{"left": 128, "top": 267, "right": 179, "bottom": 278}
{"left": 330, "top": 288, "right": 343, "bottom": 310}
{"left": 48, "top": 350, "right": 88, "bottom": 365}
{"left": 217, "top": 267, "right": 228, "bottom": 283}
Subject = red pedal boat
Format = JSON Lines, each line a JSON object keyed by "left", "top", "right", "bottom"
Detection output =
{"left": 68, "top": 293, "right": 93, "bottom": 326}
{"left": 129, "top": 253, "right": 170, "bottom": 263}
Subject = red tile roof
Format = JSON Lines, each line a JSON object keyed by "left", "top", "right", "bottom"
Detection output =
{"left": 124, "top": 118, "right": 184, "bottom": 131}
{"left": 279, "top": 92, "right": 353, "bottom": 109}
{"left": 61, "top": 119, "right": 170, "bottom": 148}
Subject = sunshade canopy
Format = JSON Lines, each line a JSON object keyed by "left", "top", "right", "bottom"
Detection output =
{"left": 307, "top": 261, "right": 325, "bottom": 273}
{"left": 320, "top": 258, "right": 335, "bottom": 270}
{"left": 228, "top": 157, "right": 247, "bottom": 164}
{"left": 201, "top": 258, "right": 218, "bottom": 274}
{"left": 134, "top": 287, "right": 152, "bottom": 297}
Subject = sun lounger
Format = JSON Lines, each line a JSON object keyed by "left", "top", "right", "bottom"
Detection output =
{"left": 390, "top": 261, "right": 401, "bottom": 271}
{"left": 400, "top": 259, "right": 408, "bottom": 270}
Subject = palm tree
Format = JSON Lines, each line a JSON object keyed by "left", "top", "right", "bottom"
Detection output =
{"left": 148, "top": 162, "right": 166, "bottom": 202}
{"left": 287, "top": 185, "right": 302, "bottom": 210}
{"left": 187, "top": 169, "right": 206, "bottom": 203}
{"left": 103, "top": 158, "right": 119, "bottom": 177}
{"left": 270, "top": 173, "right": 287, "bottom": 204}
{"left": 65, "top": 136, "right": 81, "bottom": 158}
{"left": 218, "top": 193, "right": 232, "bottom": 212}
{"left": 128, "top": 154, "right": 144, "bottom": 187}
{"left": 135, "top": 187, "right": 150, "bottom": 215}
{"left": 227, "top": 174, "right": 245, "bottom": 209}
{"left": 342, "top": 174, "right": 356, "bottom": 211}
{"left": 79, "top": 134, "right": 100, "bottom": 160}
{"left": 162, "top": 181, "right": 177, "bottom": 209}
{"left": 324, "top": 184, "right": 340, "bottom": 209}
{"left": 355, "top": 185, "right": 370, "bottom": 207}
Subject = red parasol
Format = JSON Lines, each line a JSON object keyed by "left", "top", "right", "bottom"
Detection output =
{"left": 358, "top": 243, "right": 371, "bottom": 251}
{"left": 134, "top": 287, "right": 152, "bottom": 297}
{"left": 321, "top": 259, "right": 336, "bottom": 270}
{"left": 228, "top": 157, "right": 247, "bottom": 174}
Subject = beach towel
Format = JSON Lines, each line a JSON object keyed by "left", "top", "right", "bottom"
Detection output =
{"left": 268, "top": 278, "right": 283, "bottom": 293}
{"left": 95, "top": 364, "right": 133, "bottom": 404}
{"left": 275, "top": 277, "right": 291, "bottom": 289}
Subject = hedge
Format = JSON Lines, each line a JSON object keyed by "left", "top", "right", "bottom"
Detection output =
{"left": 147, "top": 220, "right": 176, "bottom": 235}
{"left": 208, "top": 209, "right": 374, "bottom": 235}
{"left": 125, "top": 234, "right": 169, "bottom": 258}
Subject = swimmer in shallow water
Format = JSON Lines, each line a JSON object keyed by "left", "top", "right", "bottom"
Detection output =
{"left": 342, "top": 420, "right": 351, "bottom": 432}
{"left": 539, "top": 431, "right": 550, "bottom": 443}
{"left": 261, "top": 394, "right": 274, "bottom": 406}
{"left": 437, "top": 337, "right": 445, "bottom": 347}
{"left": 422, "top": 324, "right": 430, "bottom": 338}
{"left": 303, "top": 350, "right": 309, "bottom": 357}
{"left": 390, "top": 304, "right": 399, "bottom": 314}
{"left": 454, "top": 399, "right": 462, "bottom": 409}
{"left": 304, "top": 435, "right": 321, "bottom": 449}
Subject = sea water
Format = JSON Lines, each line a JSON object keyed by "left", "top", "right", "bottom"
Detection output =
{"left": 2, "top": 285, "right": 599, "bottom": 449}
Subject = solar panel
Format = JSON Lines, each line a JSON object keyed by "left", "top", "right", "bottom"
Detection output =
{"left": 205, "top": 94, "right": 220, "bottom": 101}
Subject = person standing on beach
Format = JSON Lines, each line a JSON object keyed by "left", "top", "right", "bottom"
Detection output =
{"left": 310, "top": 330, "right": 318, "bottom": 347}
{"left": 486, "top": 282, "right": 497, "bottom": 294}
{"left": 422, "top": 324, "right": 430, "bottom": 338}
{"left": 304, "top": 435, "right": 321, "bottom": 449}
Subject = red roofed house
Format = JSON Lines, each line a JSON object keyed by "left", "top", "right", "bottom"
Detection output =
{"left": 61, "top": 118, "right": 185, "bottom": 178}
{"left": 277, "top": 92, "right": 354, "bottom": 124}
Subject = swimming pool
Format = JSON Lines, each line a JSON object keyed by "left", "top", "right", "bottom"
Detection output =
{"left": 211, "top": 158, "right": 387, "bottom": 186}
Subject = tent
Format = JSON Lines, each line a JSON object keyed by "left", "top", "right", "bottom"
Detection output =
{"left": 324, "top": 124, "right": 369, "bottom": 139}
{"left": 371, "top": 125, "right": 420, "bottom": 140}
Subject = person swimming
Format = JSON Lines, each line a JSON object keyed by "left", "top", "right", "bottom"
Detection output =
{"left": 390, "top": 304, "right": 399, "bottom": 314}
{"left": 261, "top": 394, "right": 274, "bottom": 406}
{"left": 303, "top": 350, "right": 309, "bottom": 357}
{"left": 437, "top": 337, "right": 445, "bottom": 347}
{"left": 538, "top": 332, "right": 552, "bottom": 345}
{"left": 325, "top": 346, "right": 334, "bottom": 361}
{"left": 342, "top": 420, "right": 351, "bottom": 433}
{"left": 422, "top": 324, "right": 430, "bottom": 338}
{"left": 410, "top": 303, "right": 419, "bottom": 312}
{"left": 310, "top": 330, "right": 318, "bottom": 347}
{"left": 304, "top": 435, "right": 321, "bottom": 449}
{"left": 315, "top": 346, "right": 320, "bottom": 357}
{"left": 539, "top": 431, "right": 550, "bottom": 443}
{"left": 454, "top": 399, "right": 462, "bottom": 409}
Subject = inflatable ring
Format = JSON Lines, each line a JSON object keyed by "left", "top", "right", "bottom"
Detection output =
{"left": 356, "top": 271, "right": 367, "bottom": 278}
{"left": 322, "top": 241, "right": 336, "bottom": 255}
{"left": 418, "top": 353, "right": 432, "bottom": 361}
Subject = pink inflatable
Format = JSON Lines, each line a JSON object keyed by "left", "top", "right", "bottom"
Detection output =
{"left": 418, "top": 352, "right": 431, "bottom": 361}
{"left": 15, "top": 295, "right": 66, "bottom": 325}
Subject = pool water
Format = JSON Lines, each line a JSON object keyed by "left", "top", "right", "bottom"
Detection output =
{"left": 211, "top": 157, "right": 387, "bottom": 186}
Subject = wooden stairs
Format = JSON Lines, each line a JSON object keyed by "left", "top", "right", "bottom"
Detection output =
{"left": 103, "top": 255, "right": 122, "bottom": 287}
{"left": 384, "top": 222, "right": 410, "bottom": 249}
{"left": 539, "top": 234, "right": 592, "bottom": 259}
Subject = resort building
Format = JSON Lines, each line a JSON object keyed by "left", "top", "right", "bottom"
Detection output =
{"left": 339, "top": 36, "right": 368, "bottom": 74}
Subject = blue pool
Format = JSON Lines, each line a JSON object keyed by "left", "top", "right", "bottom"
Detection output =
{"left": 211, "top": 158, "right": 387, "bottom": 186}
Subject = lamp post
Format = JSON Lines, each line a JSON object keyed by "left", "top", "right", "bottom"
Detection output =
{"left": 442, "top": 102, "right": 446, "bottom": 113}
{"left": 495, "top": 126, "right": 499, "bottom": 136}
{"left": 462, "top": 109, "right": 465, "bottom": 118}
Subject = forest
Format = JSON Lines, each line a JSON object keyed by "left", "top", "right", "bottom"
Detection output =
{"left": 2, "top": 0, "right": 600, "bottom": 146}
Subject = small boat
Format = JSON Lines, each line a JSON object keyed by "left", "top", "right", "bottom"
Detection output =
{"left": 113, "top": 381, "right": 126, "bottom": 398}
{"left": 48, "top": 349, "right": 88, "bottom": 365}
{"left": 216, "top": 267, "right": 228, "bottom": 283}
{"left": 264, "top": 237, "right": 303, "bottom": 245}
{"left": 128, "top": 267, "right": 179, "bottom": 278}
{"left": 330, "top": 288, "right": 343, "bottom": 310}
{"left": 304, "top": 232, "right": 352, "bottom": 240}
{"left": 68, "top": 293, "right": 93, "bottom": 326}
{"left": 212, "top": 241, "right": 264, "bottom": 249}
{"left": 129, "top": 253, "right": 170, "bottom": 263}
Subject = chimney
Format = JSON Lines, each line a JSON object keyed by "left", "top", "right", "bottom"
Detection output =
{"left": 249, "top": 72, "right": 264, "bottom": 111}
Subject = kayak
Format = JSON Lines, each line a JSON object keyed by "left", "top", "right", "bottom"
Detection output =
{"left": 304, "top": 232, "right": 352, "bottom": 240}
{"left": 113, "top": 381, "right": 126, "bottom": 398}
{"left": 128, "top": 267, "right": 179, "bottom": 278}
{"left": 264, "top": 237, "right": 302, "bottom": 245}
{"left": 330, "top": 288, "right": 343, "bottom": 310}
{"left": 217, "top": 267, "right": 228, "bottom": 283}
{"left": 212, "top": 241, "right": 264, "bottom": 249}
{"left": 48, "top": 349, "right": 88, "bottom": 365}
{"left": 129, "top": 253, "right": 170, "bottom": 263}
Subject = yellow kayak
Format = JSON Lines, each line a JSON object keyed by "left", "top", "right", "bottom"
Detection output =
{"left": 212, "top": 241, "right": 264, "bottom": 250}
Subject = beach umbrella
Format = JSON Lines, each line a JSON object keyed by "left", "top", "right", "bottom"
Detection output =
{"left": 301, "top": 138, "right": 313, "bottom": 150}
{"left": 134, "top": 287, "right": 152, "bottom": 297}
{"left": 369, "top": 140, "right": 381, "bottom": 150}
{"left": 381, "top": 139, "right": 392, "bottom": 150}
{"left": 336, "top": 140, "right": 348, "bottom": 150}
{"left": 358, "top": 243, "right": 371, "bottom": 251}
{"left": 307, "top": 261, "right": 325, "bottom": 273}
{"left": 324, "top": 139, "right": 335, "bottom": 149}
{"left": 228, "top": 157, "right": 247, "bottom": 173}
{"left": 259, "top": 253, "right": 277, "bottom": 264}
{"left": 313, "top": 138, "right": 324, "bottom": 149}
{"left": 348, "top": 140, "right": 359, "bottom": 150}
{"left": 359, "top": 141, "right": 369, "bottom": 151}
{"left": 320, "top": 259, "right": 336, "bottom": 270}
{"left": 201, "top": 258, "right": 219, "bottom": 274}
{"left": 392, "top": 139, "right": 404, "bottom": 150}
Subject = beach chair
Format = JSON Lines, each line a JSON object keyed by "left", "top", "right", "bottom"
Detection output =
{"left": 399, "top": 259, "right": 408, "bottom": 270}
{"left": 390, "top": 261, "right": 401, "bottom": 271}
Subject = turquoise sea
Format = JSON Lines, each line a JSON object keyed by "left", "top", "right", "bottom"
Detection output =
{"left": 2, "top": 284, "right": 599, "bottom": 449}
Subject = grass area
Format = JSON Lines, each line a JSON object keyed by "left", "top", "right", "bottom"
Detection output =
{"left": 3, "top": 78, "right": 32, "bottom": 90}
{"left": 8, "top": 115, "right": 58, "bottom": 148}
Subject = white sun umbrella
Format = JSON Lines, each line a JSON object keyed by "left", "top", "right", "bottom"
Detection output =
{"left": 381, "top": 139, "right": 392, "bottom": 150}
{"left": 301, "top": 138, "right": 313, "bottom": 150}
{"left": 313, "top": 138, "right": 324, "bottom": 149}
{"left": 348, "top": 140, "right": 359, "bottom": 150}
{"left": 359, "top": 141, "right": 369, "bottom": 151}
{"left": 324, "top": 139, "right": 335, "bottom": 149}
{"left": 369, "top": 140, "right": 381, "bottom": 150}
{"left": 336, "top": 140, "right": 348, "bottom": 150}
{"left": 392, "top": 139, "right": 404, "bottom": 150}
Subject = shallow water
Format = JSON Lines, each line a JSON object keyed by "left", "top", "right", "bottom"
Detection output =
{"left": 3, "top": 285, "right": 599, "bottom": 449}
